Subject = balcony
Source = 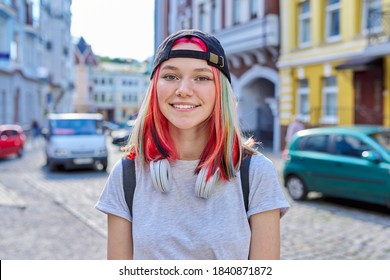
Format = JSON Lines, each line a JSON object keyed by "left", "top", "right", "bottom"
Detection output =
{"left": 363, "top": 4, "right": 390, "bottom": 57}
{"left": 216, "top": 15, "right": 279, "bottom": 56}
{"left": 0, "top": 1, "right": 16, "bottom": 18}
{"left": 367, "top": 4, "right": 390, "bottom": 45}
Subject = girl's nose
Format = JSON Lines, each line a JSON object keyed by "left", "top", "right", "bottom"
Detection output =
{"left": 175, "top": 79, "right": 193, "bottom": 97}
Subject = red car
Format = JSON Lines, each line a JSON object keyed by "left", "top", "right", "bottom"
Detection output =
{"left": 0, "top": 124, "right": 26, "bottom": 158}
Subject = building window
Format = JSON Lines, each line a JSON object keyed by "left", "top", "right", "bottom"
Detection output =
{"left": 211, "top": 0, "right": 217, "bottom": 32}
{"left": 325, "top": 0, "right": 340, "bottom": 41}
{"left": 0, "top": 17, "right": 6, "bottom": 53}
{"left": 199, "top": 3, "right": 206, "bottom": 31}
{"left": 10, "top": 34, "right": 19, "bottom": 61}
{"left": 250, "top": 0, "right": 258, "bottom": 19}
{"left": 297, "top": 79, "right": 309, "bottom": 121}
{"left": 233, "top": 0, "right": 241, "bottom": 25}
{"left": 31, "top": 0, "right": 40, "bottom": 28}
{"left": 1, "top": 90, "right": 6, "bottom": 123}
{"left": 322, "top": 76, "right": 338, "bottom": 123}
{"left": 363, "top": 0, "right": 382, "bottom": 34}
{"left": 298, "top": 1, "right": 311, "bottom": 48}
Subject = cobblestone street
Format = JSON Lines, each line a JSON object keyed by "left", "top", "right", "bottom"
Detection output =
{"left": 1, "top": 140, "right": 390, "bottom": 259}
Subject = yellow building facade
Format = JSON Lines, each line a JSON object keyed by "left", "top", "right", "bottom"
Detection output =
{"left": 278, "top": 0, "right": 390, "bottom": 144}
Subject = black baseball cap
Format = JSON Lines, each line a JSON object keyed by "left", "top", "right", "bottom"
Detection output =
{"left": 151, "top": 29, "right": 231, "bottom": 83}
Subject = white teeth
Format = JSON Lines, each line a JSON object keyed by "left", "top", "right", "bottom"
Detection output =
{"left": 172, "top": 104, "right": 196, "bottom": 109}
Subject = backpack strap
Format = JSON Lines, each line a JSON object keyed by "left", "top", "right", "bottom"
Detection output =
{"left": 240, "top": 154, "right": 252, "bottom": 213}
{"left": 122, "top": 155, "right": 252, "bottom": 216}
{"left": 122, "top": 157, "right": 136, "bottom": 217}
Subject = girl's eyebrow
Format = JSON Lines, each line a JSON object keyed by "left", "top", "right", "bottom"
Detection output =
{"left": 160, "top": 64, "right": 213, "bottom": 73}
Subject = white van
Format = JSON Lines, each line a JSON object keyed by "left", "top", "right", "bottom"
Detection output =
{"left": 44, "top": 113, "right": 108, "bottom": 171}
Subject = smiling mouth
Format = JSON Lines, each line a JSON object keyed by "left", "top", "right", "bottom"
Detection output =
{"left": 171, "top": 104, "right": 199, "bottom": 109}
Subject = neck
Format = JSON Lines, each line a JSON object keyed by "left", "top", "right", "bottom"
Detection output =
{"left": 169, "top": 125, "right": 210, "bottom": 160}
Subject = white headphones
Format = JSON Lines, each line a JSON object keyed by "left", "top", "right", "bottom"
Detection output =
{"left": 149, "top": 159, "right": 220, "bottom": 198}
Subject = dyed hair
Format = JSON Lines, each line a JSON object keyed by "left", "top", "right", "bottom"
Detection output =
{"left": 126, "top": 37, "right": 256, "bottom": 182}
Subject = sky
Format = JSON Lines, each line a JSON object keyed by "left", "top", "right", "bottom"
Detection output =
{"left": 70, "top": 0, "right": 155, "bottom": 61}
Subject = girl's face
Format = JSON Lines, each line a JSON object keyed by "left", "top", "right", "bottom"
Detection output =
{"left": 156, "top": 42, "right": 216, "bottom": 132}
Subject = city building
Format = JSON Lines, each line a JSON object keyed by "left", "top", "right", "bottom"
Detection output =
{"left": 74, "top": 37, "right": 98, "bottom": 113}
{"left": 39, "top": 0, "right": 74, "bottom": 115}
{"left": 92, "top": 60, "right": 149, "bottom": 124}
{"left": 0, "top": 0, "right": 74, "bottom": 128}
{"left": 155, "top": 0, "right": 282, "bottom": 152}
{"left": 73, "top": 37, "right": 150, "bottom": 124}
{"left": 278, "top": 0, "right": 390, "bottom": 146}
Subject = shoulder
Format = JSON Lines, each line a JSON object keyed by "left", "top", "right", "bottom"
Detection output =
{"left": 246, "top": 152, "right": 276, "bottom": 173}
{"left": 245, "top": 152, "right": 290, "bottom": 218}
{"left": 110, "top": 158, "right": 124, "bottom": 178}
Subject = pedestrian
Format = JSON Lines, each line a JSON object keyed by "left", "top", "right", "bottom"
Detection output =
{"left": 31, "top": 120, "right": 41, "bottom": 147}
{"left": 96, "top": 29, "right": 290, "bottom": 260}
{"left": 283, "top": 115, "right": 305, "bottom": 159}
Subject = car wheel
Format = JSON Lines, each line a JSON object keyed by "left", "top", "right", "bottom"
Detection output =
{"left": 286, "top": 175, "right": 308, "bottom": 200}
{"left": 94, "top": 161, "right": 107, "bottom": 171}
{"left": 49, "top": 162, "right": 57, "bottom": 172}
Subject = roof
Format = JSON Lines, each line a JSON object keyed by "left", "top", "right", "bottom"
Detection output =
{"left": 47, "top": 113, "right": 104, "bottom": 120}
{"left": 297, "top": 125, "right": 390, "bottom": 137}
{"left": 0, "top": 124, "right": 24, "bottom": 131}
{"left": 76, "top": 37, "right": 88, "bottom": 54}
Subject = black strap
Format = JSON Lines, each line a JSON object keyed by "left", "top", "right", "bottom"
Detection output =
{"left": 122, "top": 156, "right": 252, "bottom": 217}
{"left": 240, "top": 155, "right": 251, "bottom": 213}
{"left": 122, "top": 157, "right": 136, "bottom": 217}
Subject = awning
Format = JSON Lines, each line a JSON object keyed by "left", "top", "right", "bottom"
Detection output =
{"left": 335, "top": 55, "right": 382, "bottom": 71}
{"left": 364, "top": 41, "right": 390, "bottom": 57}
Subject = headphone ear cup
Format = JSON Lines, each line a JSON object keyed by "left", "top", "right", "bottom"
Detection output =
{"left": 150, "top": 159, "right": 172, "bottom": 193}
{"left": 150, "top": 160, "right": 219, "bottom": 198}
{"left": 149, "top": 161, "right": 160, "bottom": 192}
{"left": 195, "top": 168, "right": 219, "bottom": 199}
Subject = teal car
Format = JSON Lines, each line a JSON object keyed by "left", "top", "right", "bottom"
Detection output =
{"left": 283, "top": 125, "right": 390, "bottom": 208}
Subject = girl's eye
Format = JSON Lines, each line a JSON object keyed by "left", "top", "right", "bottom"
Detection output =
{"left": 196, "top": 76, "right": 212, "bottom": 81}
{"left": 162, "top": 75, "right": 177, "bottom": 81}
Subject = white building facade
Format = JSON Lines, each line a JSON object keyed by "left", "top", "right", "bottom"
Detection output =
{"left": 92, "top": 62, "right": 149, "bottom": 124}
{"left": 0, "top": 0, "right": 74, "bottom": 128}
{"left": 155, "top": 0, "right": 281, "bottom": 152}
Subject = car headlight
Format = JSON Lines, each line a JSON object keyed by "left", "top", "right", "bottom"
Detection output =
{"left": 98, "top": 148, "right": 107, "bottom": 156}
{"left": 54, "top": 149, "right": 68, "bottom": 157}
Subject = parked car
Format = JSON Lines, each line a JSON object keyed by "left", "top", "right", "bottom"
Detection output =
{"left": 103, "top": 121, "right": 120, "bottom": 136}
{"left": 0, "top": 124, "right": 26, "bottom": 159}
{"left": 111, "top": 120, "right": 135, "bottom": 147}
{"left": 43, "top": 113, "right": 108, "bottom": 171}
{"left": 283, "top": 125, "right": 390, "bottom": 208}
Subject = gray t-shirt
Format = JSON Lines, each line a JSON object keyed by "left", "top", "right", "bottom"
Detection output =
{"left": 96, "top": 153, "right": 290, "bottom": 260}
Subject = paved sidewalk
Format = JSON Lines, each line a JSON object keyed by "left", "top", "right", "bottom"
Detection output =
{"left": 0, "top": 140, "right": 38, "bottom": 209}
{"left": 0, "top": 182, "right": 27, "bottom": 209}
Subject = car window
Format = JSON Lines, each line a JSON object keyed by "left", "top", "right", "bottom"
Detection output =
{"left": 370, "top": 132, "right": 390, "bottom": 152}
{"left": 299, "top": 135, "right": 329, "bottom": 152}
{"left": 9, "top": 130, "right": 19, "bottom": 137}
{"left": 334, "top": 135, "right": 372, "bottom": 158}
{"left": 51, "top": 119, "right": 104, "bottom": 135}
